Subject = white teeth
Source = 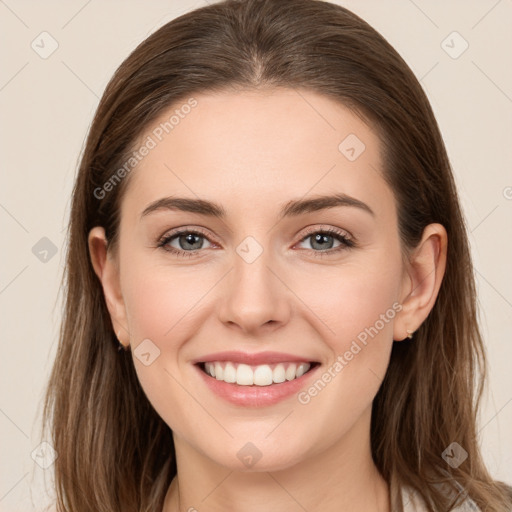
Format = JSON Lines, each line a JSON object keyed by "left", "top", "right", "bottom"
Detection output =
{"left": 296, "top": 363, "right": 309, "bottom": 378}
{"left": 285, "top": 364, "right": 297, "bottom": 381}
{"left": 205, "top": 362, "right": 215, "bottom": 377}
{"left": 214, "top": 362, "right": 224, "bottom": 380}
{"left": 254, "top": 365, "right": 273, "bottom": 386}
{"left": 273, "top": 363, "right": 286, "bottom": 383}
{"left": 202, "top": 361, "right": 312, "bottom": 386}
{"left": 223, "top": 362, "right": 237, "bottom": 383}
{"left": 236, "top": 364, "right": 254, "bottom": 385}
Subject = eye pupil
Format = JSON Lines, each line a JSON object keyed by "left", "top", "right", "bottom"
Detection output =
{"left": 181, "top": 233, "right": 203, "bottom": 250}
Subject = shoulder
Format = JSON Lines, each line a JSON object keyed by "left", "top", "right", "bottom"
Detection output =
{"left": 401, "top": 484, "right": 481, "bottom": 512}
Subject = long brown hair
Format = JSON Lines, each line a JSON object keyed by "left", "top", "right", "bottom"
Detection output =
{"left": 42, "top": 0, "right": 512, "bottom": 510}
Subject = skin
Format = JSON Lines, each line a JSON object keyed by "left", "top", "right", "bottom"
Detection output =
{"left": 89, "top": 88, "right": 447, "bottom": 512}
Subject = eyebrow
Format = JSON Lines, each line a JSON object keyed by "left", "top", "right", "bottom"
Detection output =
{"left": 140, "top": 193, "right": 375, "bottom": 221}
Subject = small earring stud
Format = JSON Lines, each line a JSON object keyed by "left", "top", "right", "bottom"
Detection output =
{"left": 406, "top": 329, "right": 414, "bottom": 339}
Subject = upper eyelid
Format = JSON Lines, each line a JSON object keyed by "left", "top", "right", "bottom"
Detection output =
{"left": 159, "top": 226, "right": 216, "bottom": 244}
{"left": 300, "top": 225, "right": 352, "bottom": 239}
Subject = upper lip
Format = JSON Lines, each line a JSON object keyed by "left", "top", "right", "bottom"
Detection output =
{"left": 193, "top": 351, "right": 318, "bottom": 366}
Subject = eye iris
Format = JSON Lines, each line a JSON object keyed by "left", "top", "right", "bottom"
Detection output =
{"left": 311, "top": 233, "right": 334, "bottom": 250}
{"left": 180, "top": 233, "right": 203, "bottom": 250}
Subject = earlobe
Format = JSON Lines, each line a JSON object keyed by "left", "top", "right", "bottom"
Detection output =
{"left": 88, "top": 227, "right": 130, "bottom": 347}
{"left": 393, "top": 223, "right": 448, "bottom": 341}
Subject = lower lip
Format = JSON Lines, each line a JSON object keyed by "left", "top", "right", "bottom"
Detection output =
{"left": 195, "top": 363, "right": 320, "bottom": 407}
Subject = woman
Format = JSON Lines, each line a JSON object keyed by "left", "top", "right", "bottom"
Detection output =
{"left": 42, "top": 0, "right": 512, "bottom": 510}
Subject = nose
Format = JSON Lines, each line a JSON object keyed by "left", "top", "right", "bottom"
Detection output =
{"left": 217, "top": 243, "right": 291, "bottom": 336}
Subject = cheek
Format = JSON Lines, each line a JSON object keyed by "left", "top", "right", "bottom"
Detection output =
{"left": 291, "top": 254, "right": 402, "bottom": 352}
{"left": 122, "top": 262, "right": 206, "bottom": 342}
{"left": 286, "top": 271, "right": 400, "bottom": 456}
{"left": 291, "top": 254, "right": 402, "bottom": 410}
{"left": 120, "top": 263, "right": 202, "bottom": 435}
{"left": 333, "top": 271, "right": 400, "bottom": 347}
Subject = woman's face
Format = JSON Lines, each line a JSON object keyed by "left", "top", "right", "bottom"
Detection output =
{"left": 104, "top": 88, "right": 411, "bottom": 471}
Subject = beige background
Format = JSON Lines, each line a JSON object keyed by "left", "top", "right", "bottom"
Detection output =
{"left": 1, "top": 1, "right": 511, "bottom": 510}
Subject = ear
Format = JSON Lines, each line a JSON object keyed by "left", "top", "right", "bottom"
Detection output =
{"left": 88, "top": 226, "right": 130, "bottom": 348}
{"left": 393, "top": 223, "right": 448, "bottom": 341}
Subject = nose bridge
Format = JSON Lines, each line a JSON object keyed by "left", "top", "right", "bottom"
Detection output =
{"left": 235, "top": 235, "right": 273, "bottom": 290}
{"left": 218, "top": 233, "right": 290, "bottom": 332}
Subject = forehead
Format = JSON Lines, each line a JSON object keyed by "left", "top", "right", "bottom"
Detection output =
{"left": 121, "top": 88, "right": 393, "bottom": 222}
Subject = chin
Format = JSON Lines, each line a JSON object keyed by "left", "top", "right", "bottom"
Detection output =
{"left": 202, "top": 437, "right": 311, "bottom": 473}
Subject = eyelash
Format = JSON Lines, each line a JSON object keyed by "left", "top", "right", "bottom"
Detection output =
{"left": 156, "top": 226, "right": 355, "bottom": 259}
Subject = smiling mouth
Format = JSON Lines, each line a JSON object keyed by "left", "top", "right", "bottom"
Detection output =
{"left": 198, "top": 361, "right": 319, "bottom": 386}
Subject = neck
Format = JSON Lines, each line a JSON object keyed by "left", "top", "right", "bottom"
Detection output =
{"left": 162, "top": 407, "right": 390, "bottom": 512}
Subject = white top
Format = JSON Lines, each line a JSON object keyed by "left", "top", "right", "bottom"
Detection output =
{"left": 402, "top": 485, "right": 481, "bottom": 511}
